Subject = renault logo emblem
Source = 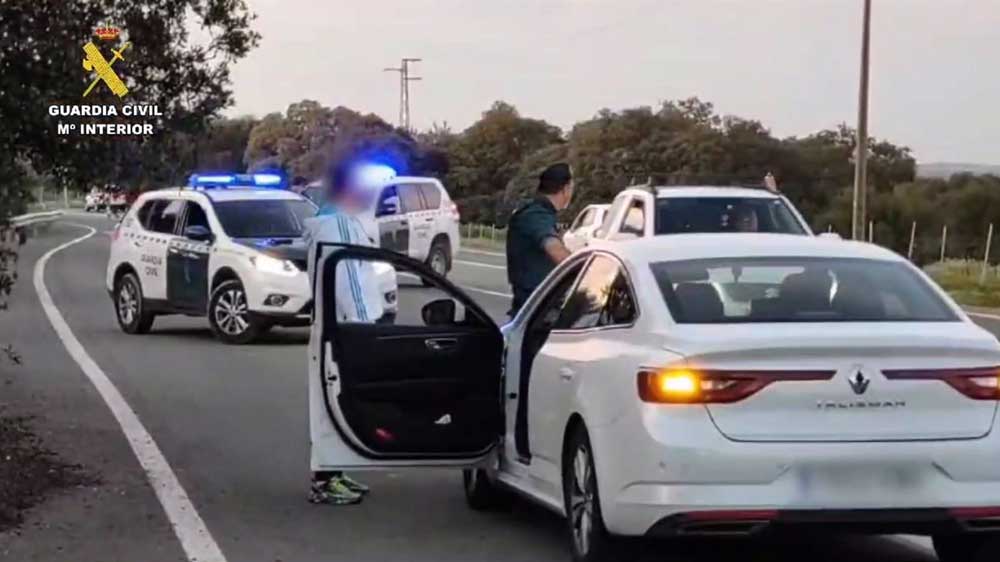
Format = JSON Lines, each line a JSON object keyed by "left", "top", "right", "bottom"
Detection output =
{"left": 848, "top": 371, "right": 870, "bottom": 395}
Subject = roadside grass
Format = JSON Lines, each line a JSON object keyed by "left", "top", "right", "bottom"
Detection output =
{"left": 925, "top": 260, "right": 1000, "bottom": 309}
{"left": 0, "top": 414, "right": 95, "bottom": 531}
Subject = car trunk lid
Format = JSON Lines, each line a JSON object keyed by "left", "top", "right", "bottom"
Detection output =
{"left": 668, "top": 323, "right": 1000, "bottom": 442}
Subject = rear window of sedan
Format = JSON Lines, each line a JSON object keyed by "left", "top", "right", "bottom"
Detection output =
{"left": 654, "top": 197, "right": 806, "bottom": 235}
{"left": 651, "top": 257, "right": 958, "bottom": 323}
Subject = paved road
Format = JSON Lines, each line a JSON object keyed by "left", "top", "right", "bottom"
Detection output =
{"left": 3, "top": 214, "right": 959, "bottom": 561}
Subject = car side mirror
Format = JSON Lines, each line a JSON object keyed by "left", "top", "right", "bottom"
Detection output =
{"left": 422, "top": 299, "right": 457, "bottom": 326}
{"left": 376, "top": 197, "right": 400, "bottom": 218}
{"left": 184, "top": 225, "right": 213, "bottom": 242}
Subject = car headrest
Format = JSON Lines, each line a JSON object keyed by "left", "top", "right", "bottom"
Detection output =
{"left": 674, "top": 283, "right": 724, "bottom": 322}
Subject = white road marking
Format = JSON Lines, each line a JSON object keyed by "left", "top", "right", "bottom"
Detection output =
{"left": 454, "top": 259, "right": 506, "bottom": 271}
{"left": 399, "top": 272, "right": 512, "bottom": 299}
{"left": 968, "top": 311, "right": 1000, "bottom": 321}
{"left": 460, "top": 248, "right": 505, "bottom": 258}
{"left": 33, "top": 223, "right": 228, "bottom": 562}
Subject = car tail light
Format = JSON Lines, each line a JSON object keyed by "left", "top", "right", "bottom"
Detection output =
{"left": 883, "top": 366, "right": 1000, "bottom": 400}
{"left": 637, "top": 369, "right": 834, "bottom": 404}
{"left": 949, "top": 506, "right": 1000, "bottom": 519}
{"left": 448, "top": 202, "right": 460, "bottom": 221}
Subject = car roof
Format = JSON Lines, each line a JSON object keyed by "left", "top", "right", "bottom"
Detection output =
{"left": 622, "top": 186, "right": 780, "bottom": 199}
{"left": 145, "top": 187, "right": 307, "bottom": 202}
{"left": 605, "top": 233, "right": 905, "bottom": 265}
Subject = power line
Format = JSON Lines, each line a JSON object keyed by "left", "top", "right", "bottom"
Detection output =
{"left": 384, "top": 57, "right": 422, "bottom": 132}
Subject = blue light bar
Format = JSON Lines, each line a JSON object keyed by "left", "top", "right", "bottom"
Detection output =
{"left": 188, "top": 172, "right": 287, "bottom": 189}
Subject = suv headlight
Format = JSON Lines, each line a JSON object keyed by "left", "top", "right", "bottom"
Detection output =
{"left": 250, "top": 254, "right": 298, "bottom": 277}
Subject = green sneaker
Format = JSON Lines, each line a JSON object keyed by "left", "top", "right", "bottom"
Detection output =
{"left": 308, "top": 477, "right": 362, "bottom": 505}
{"left": 339, "top": 473, "right": 370, "bottom": 495}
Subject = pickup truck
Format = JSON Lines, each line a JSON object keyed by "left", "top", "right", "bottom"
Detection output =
{"left": 586, "top": 184, "right": 812, "bottom": 245}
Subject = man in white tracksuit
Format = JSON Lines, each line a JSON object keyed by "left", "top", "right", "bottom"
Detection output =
{"left": 304, "top": 160, "right": 385, "bottom": 505}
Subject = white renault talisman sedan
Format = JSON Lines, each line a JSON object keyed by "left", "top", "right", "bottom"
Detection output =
{"left": 309, "top": 234, "right": 1000, "bottom": 562}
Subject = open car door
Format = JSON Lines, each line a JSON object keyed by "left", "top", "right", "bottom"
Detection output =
{"left": 311, "top": 244, "right": 504, "bottom": 469}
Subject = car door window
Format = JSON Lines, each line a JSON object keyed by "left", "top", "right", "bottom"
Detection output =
{"left": 555, "top": 255, "right": 633, "bottom": 330}
{"left": 147, "top": 199, "right": 184, "bottom": 234}
{"left": 182, "top": 202, "right": 211, "bottom": 232}
{"left": 398, "top": 184, "right": 425, "bottom": 214}
{"left": 376, "top": 186, "right": 400, "bottom": 217}
{"left": 417, "top": 184, "right": 441, "bottom": 210}
{"left": 135, "top": 200, "right": 159, "bottom": 230}
{"left": 620, "top": 199, "right": 645, "bottom": 236}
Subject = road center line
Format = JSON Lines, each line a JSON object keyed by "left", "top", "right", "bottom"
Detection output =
{"left": 454, "top": 259, "right": 506, "bottom": 271}
{"left": 33, "top": 223, "right": 228, "bottom": 562}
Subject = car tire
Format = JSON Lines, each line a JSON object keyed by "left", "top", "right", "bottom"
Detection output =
{"left": 114, "top": 272, "right": 155, "bottom": 334}
{"left": 934, "top": 534, "right": 1000, "bottom": 562}
{"left": 423, "top": 239, "right": 450, "bottom": 286}
{"left": 208, "top": 279, "right": 261, "bottom": 345}
{"left": 462, "top": 468, "right": 509, "bottom": 511}
{"left": 563, "top": 424, "right": 625, "bottom": 562}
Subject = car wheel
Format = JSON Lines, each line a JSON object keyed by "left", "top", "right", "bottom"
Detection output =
{"left": 115, "top": 273, "right": 155, "bottom": 334}
{"left": 208, "top": 279, "right": 261, "bottom": 345}
{"left": 934, "top": 534, "right": 1000, "bottom": 562}
{"left": 563, "top": 425, "right": 623, "bottom": 562}
{"left": 423, "top": 239, "right": 450, "bottom": 286}
{"left": 462, "top": 468, "right": 508, "bottom": 511}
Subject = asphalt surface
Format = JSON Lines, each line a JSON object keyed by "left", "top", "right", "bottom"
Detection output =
{"left": 6, "top": 213, "right": 984, "bottom": 561}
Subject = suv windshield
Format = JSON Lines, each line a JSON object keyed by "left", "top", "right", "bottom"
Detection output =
{"left": 652, "top": 257, "right": 957, "bottom": 324}
{"left": 214, "top": 199, "right": 316, "bottom": 238}
{"left": 655, "top": 197, "right": 806, "bottom": 235}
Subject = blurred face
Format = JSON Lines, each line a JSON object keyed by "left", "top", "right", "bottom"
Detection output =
{"left": 554, "top": 179, "right": 574, "bottom": 211}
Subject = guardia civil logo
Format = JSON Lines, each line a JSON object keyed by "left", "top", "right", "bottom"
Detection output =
{"left": 82, "top": 26, "right": 132, "bottom": 98}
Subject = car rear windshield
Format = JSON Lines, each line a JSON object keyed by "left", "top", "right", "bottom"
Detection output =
{"left": 655, "top": 197, "right": 806, "bottom": 235}
{"left": 651, "top": 257, "right": 958, "bottom": 323}
{"left": 214, "top": 199, "right": 316, "bottom": 238}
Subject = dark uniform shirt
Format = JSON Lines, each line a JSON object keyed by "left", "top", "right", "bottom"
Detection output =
{"left": 506, "top": 196, "right": 559, "bottom": 315}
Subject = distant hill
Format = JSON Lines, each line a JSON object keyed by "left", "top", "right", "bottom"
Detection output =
{"left": 917, "top": 162, "right": 1000, "bottom": 178}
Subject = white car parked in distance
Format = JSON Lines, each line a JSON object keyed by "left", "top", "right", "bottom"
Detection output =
{"left": 310, "top": 232, "right": 1000, "bottom": 562}
{"left": 592, "top": 184, "right": 813, "bottom": 243}
{"left": 563, "top": 204, "right": 609, "bottom": 252}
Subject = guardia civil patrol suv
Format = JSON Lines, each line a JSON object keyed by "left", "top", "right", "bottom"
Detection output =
{"left": 105, "top": 173, "right": 398, "bottom": 344}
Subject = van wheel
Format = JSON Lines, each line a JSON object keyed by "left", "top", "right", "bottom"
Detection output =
{"left": 423, "top": 239, "right": 450, "bottom": 286}
{"left": 115, "top": 273, "right": 155, "bottom": 334}
{"left": 462, "top": 468, "right": 508, "bottom": 511}
{"left": 934, "top": 534, "right": 1000, "bottom": 562}
{"left": 208, "top": 279, "right": 260, "bottom": 345}
{"left": 563, "top": 425, "right": 625, "bottom": 562}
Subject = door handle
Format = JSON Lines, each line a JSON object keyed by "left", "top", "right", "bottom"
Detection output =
{"left": 424, "top": 218, "right": 434, "bottom": 222}
{"left": 400, "top": 221, "right": 409, "bottom": 227}
{"left": 559, "top": 366, "right": 576, "bottom": 381}
{"left": 425, "top": 337, "right": 458, "bottom": 352}
{"left": 168, "top": 247, "right": 181, "bottom": 255}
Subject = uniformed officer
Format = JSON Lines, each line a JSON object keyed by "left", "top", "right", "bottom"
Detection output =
{"left": 505, "top": 162, "right": 574, "bottom": 316}
{"left": 304, "top": 159, "right": 384, "bottom": 505}
{"left": 506, "top": 163, "right": 574, "bottom": 462}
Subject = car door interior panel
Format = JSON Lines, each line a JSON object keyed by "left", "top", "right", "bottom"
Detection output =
{"left": 320, "top": 245, "right": 504, "bottom": 459}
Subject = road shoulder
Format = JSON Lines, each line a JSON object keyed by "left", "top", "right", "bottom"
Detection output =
{"left": 0, "top": 222, "right": 186, "bottom": 562}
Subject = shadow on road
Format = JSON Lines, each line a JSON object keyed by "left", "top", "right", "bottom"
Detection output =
{"left": 146, "top": 326, "right": 309, "bottom": 346}
{"left": 495, "top": 495, "right": 934, "bottom": 562}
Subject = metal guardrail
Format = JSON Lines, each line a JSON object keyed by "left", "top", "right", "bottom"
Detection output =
{"left": 9, "top": 210, "right": 63, "bottom": 228}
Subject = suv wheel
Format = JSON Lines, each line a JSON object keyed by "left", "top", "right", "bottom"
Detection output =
{"left": 563, "top": 425, "right": 624, "bottom": 562}
{"left": 423, "top": 239, "right": 450, "bottom": 286}
{"left": 462, "top": 468, "right": 509, "bottom": 511}
{"left": 208, "top": 279, "right": 261, "bottom": 345}
{"left": 115, "top": 272, "right": 155, "bottom": 334}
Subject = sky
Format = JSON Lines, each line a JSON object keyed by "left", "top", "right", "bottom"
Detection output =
{"left": 222, "top": 0, "right": 1000, "bottom": 164}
